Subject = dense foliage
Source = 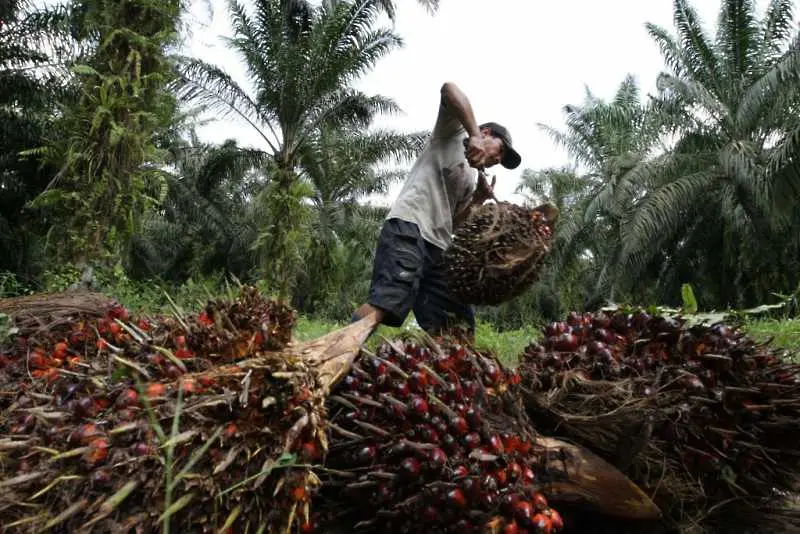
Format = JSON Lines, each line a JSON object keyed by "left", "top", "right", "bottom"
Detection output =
{"left": 1, "top": 0, "right": 798, "bottom": 329}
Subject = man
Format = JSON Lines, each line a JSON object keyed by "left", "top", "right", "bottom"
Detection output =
{"left": 352, "top": 81, "right": 521, "bottom": 335}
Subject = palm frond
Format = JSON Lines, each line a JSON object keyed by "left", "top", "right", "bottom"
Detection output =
{"left": 173, "top": 56, "right": 279, "bottom": 153}
{"left": 647, "top": 22, "right": 686, "bottom": 76}
{"left": 672, "top": 0, "right": 723, "bottom": 94}
{"left": 621, "top": 169, "right": 716, "bottom": 269}
{"left": 761, "top": 0, "right": 795, "bottom": 61}
{"left": 735, "top": 37, "right": 800, "bottom": 131}
{"left": 716, "top": 0, "right": 760, "bottom": 82}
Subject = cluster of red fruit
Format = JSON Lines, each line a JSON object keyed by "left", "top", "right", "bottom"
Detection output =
{"left": 518, "top": 308, "right": 800, "bottom": 532}
{"left": 318, "top": 340, "right": 563, "bottom": 534}
{"left": 0, "top": 290, "right": 323, "bottom": 533}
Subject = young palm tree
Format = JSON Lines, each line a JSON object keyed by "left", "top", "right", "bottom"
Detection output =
{"left": 534, "top": 75, "right": 662, "bottom": 303}
{"left": 130, "top": 130, "right": 267, "bottom": 281}
{"left": 173, "top": 0, "right": 429, "bottom": 295}
{"left": 293, "top": 124, "right": 426, "bottom": 317}
{"left": 620, "top": 0, "right": 800, "bottom": 307}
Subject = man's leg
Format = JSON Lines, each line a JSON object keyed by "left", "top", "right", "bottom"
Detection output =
{"left": 412, "top": 242, "right": 475, "bottom": 336}
{"left": 352, "top": 219, "right": 426, "bottom": 328}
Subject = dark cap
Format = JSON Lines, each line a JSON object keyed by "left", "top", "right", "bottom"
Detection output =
{"left": 480, "top": 121, "right": 521, "bottom": 170}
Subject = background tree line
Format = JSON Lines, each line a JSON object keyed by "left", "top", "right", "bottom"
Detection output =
{"left": 1, "top": 0, "right": 799, "bottom": 329}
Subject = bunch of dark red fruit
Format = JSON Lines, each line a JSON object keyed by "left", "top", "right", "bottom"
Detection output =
{"left": 316, "top": 338, "right": 564, "bottom": 534}
{"left": 519, "top": 309, "right": 800, "bottom": 533}
{"left": 0, "top": 287, "right": 325, "bottom": 533}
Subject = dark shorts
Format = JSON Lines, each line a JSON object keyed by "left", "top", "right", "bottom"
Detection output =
{"left": 366, "top": 218, "right": 474, "bottom": 332}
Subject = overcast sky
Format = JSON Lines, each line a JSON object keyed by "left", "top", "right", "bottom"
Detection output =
{"left": 181, "top": 0, "right": 783, "bottom": 204}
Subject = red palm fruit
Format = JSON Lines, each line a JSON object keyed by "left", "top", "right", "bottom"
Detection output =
{"left": 408, "top": 396, "right": 429, "bottom": 418}
{"left": 532, "top": 492, "right": 548, "bottom": 511}
{"left": 463, "top": 433, "right": 481, "bottom": 449}
{"left": 408, "top": 371, "right": 428, "bottom": 392}
{"left": 146, "top": 383, "right": 166, "bottom": 399}
{"left": 84, "top": 437, "right": 110, "bottom": 466}
{"left": 29, "top": 351, "right": 49, "bottom": 369}
{"left": 352, "top": 445, "right": 377, "bottom": 465}
{"left": 446, "top": 488, "right": 467, "bottom": 508}
{"left": 515, "top": 500, "right": 534, "bottom": 526}
{"left": 547, "top": 509, "right": 564, "bottom": 530}
{"left": 132, "top": 442, "right": 152, "bottom": 456}
{"left": 180, "top": 378, "right": 198, "bottom": 395}
{"left": 554, "top": 333, "right": 579, "bottom": 352}
{"left": 300, "top": 442, "right": 319, "bottom": 461}
{"left": 503, "top": 521, "right": 521, "bottom": 534}
{"left": 427, "top": 447, "right": 448, "bottom": 473}
{"left": 53, "top": 342, "right": 69, "bottom": 359}
{"left": 532, "top": 513, "right": 552, "bottom": 533}
{"left": 502, "top": 433, "right": 521, "bottom": 453}
{"left": 399, "top": 457, "right": 421, "bottom": 479}
{"left": 465, "top": 406, "right": 481, "bottom": 428}
{"left": 223, "top": 423, "right": 238, "bottom": 439}
{"left": 493, "top": 468, "right": 508, "bottom": 488}
{"left": 453, "top": 465, "right": 469, "bottom": 478}
{"left": 70, "top": 423, "right": 101, "bottom": 445}
{"left": 165, "top": 365, "right": 184, "bottom": 379}
{"left": 488, "top": 434, "right": 504, "bottom": 453}
{"left": 449, "top": 415, "right": 469, "bottom": 435}
{"left": 484, "top": 363, "right": 502, "bottom": 385}
{"left": 197, "top": 375, "right": 215, "bottom": 388}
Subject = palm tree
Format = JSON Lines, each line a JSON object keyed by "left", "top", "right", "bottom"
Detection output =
{"left": 0, "top": 0, "right": 73, "bottom": 278}
{"left": 293, "top": 124, "right": 426, "bottom": 317}
{"left": 533, "top": 75, "right": 662, "bottom": 303}
{"left": 619, "top": 0, "right": 800, "bottom": 307}
{"left": 173, "top": 0, "right": 432, "bottom": 296}
{"left": 130, "top": 129, "right": 267, "bottom": 282}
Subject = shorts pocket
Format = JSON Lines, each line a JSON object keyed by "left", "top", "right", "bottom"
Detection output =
{"left": 391, "top": 236, "right": 423, "bottom": 284}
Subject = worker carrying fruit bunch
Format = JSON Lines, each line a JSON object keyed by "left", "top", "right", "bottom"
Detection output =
{"left": 352, "top": 81, "right": 521, "bottom": 336}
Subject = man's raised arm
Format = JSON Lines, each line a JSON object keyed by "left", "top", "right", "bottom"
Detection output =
{"left": 440, "top": 82, "right": 482, "bottom": 139}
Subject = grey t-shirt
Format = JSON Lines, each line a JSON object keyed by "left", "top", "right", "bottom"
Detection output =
{"left": 386, "top": 101, "right": 477, "bottom": 251}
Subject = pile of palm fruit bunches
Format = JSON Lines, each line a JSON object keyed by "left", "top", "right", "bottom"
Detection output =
{"left": 1, "top": 287, "right": 576, "bottom": 534}
{"left": 518, "top": 309, "right": 800, "bottom": 534}
{"left": 2, "top": 286, "right": 798, "bottom": 534}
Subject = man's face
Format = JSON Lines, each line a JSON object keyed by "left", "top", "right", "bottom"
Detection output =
{"left": 479, "top": 127, "right": 505, "bottom": 168}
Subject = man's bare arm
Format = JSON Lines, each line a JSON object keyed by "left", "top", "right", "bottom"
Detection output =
{"left": 440, "top": 82, "right": 482, "bottom": 138}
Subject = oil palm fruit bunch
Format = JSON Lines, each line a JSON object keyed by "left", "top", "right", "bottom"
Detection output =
{"left": 518, "top": 309, "right": 800, "bottom": 533}
{"left": 314, "top": 335, "right": 570, "bottom": 534}
{"left": 443, "top": 202, "right": 558, "bottom": 306}
{"left": 0, "top": 286, "right": 349, "bottom": 533}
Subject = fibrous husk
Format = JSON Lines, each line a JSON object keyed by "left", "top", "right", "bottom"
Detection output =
{"left": 0, "top": 287, "right": 376, "bottom": 533}
{"left": 314, "top": 331, "right": 660, "bottom": 533}
{"left": 443, "top": 202, "right": 557, "bottom": 306}
{"left": 0, "top": 290, "right": 118, "bottom": 338}
{"left": 518, "top": 309, "right": 800, "bottom": 534}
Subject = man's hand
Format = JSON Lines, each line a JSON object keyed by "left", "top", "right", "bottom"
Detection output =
{"left": 472, "top": 171, "right": 496, "bottom": 205}
{"left": 464, "top": 135, "right": 488, "bottom": 169}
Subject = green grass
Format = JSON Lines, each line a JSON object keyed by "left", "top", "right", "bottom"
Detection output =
{"left": 294, "top": 315, "right": 540, "bottom": 367}
{"left": 743, "top": 318, "right": 800, "bottom": 361}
